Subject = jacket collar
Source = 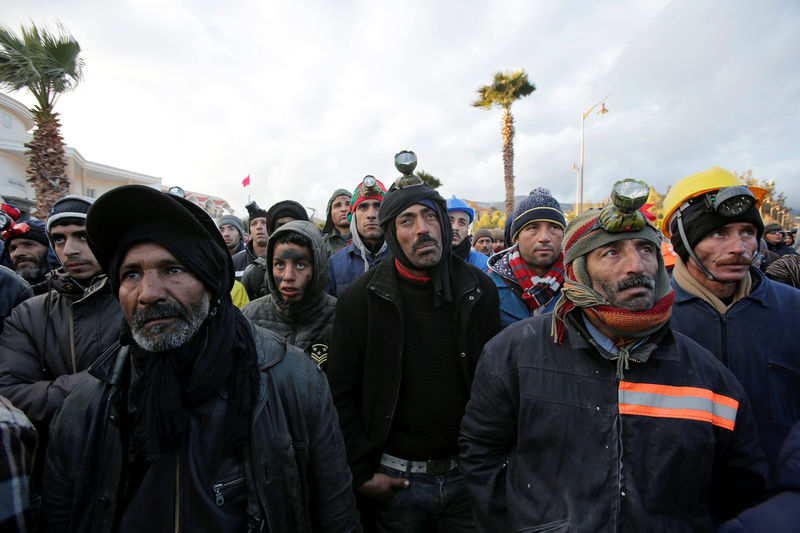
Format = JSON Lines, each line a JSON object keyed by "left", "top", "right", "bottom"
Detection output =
{"left": 672, "top": 266, "right": 768, "bottom": 308}
{"left": 48, "top": 267, "right": 109, "bottom": 298}
{"left": 563, "top": 310, "right": 677, "bottom": 363}
{"left": 367, "top": 254, "right": 480, "bottom": 303}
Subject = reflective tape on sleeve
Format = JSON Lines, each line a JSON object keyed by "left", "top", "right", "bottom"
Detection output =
{"left": 618, "top": 381, "right": 738, "bottom": 431}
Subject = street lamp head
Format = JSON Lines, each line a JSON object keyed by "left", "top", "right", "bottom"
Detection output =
{"left": 598, "top": 102, "right": 609, "bottom": 115}
{"left": 571, "top": 162, "right": 578, "bottom": 171}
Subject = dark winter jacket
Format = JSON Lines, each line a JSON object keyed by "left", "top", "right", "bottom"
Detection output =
{"left": 232, "top": 240, "right": 258, "bottom": 281}
{"left": 242, "top": 221, "right": 336, "bottom": 369}
{"left": 767, "top": 242, "right": 798, "bottom": 258}
{"left": 719, "top": 421, "right": 800, "bottom": 533}
{"left": 670, "top": 267, "right": 800, "bottom": 478}
{"left": 241, "top": 255, "right": 268, "bottom": 300}
{"left": 487, "top": 247, "right": 561, "bottom": 328}
{"left": 324, "top": 229, "right": 350, "bottom": 258}
{"left": 327, "top": 255, "right": 500, "bottom": 486}
{"left": 326, "top": 218, "right": 391, "bottom": 297}
{"left": 0, "top": 265, "right": 32, "bottom": 335}
{"left": 322, "top": 188, "right": 352, "bottom": 257}
{"left": 0, "top": 269, "right": 122, "bottom": 427}
{"left": 41, "top": 322, "right": 360, "bottom": 533}
{"left": 459, "top": 313, "right": 768, "bottom": 532}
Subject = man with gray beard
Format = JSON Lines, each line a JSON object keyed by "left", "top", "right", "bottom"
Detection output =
{"left": 41, "top": 185, "right": 359, "bottom": 532}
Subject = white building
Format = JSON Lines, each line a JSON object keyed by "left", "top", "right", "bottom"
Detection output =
{"left": 0, "top": 93, "right": 232, "bottom": 219}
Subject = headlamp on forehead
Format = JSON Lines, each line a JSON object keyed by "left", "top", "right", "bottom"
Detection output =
{"left": 361, "top": 175, "right": 381, "bottom": 196}
{"left": 167, "top": 186, "right": 186, "bottom": 198}
{"left": 391, "top": 150, "right": 423, "bottom": 190}
{"left": 701, "top": 185, "right": 754, "bottom": 217}
{"left": 597, "top": 179, "right": 650, "bottom": 233}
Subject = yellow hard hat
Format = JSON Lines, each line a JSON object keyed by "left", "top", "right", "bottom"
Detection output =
{"left": 661, "top": 166, "right": 766, "bottom": 238}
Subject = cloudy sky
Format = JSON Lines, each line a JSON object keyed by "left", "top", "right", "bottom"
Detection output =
{"left": 6, "top": 0, "right": 800, "bottom": 218}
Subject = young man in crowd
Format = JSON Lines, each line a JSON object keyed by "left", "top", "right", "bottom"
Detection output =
{"left": 232, "top": 201, "right": 268, "bottom": 280}
{"left": 217, "top": 214, "right": 245, "bottom": 256}
{"left": 487, "top": 188, "right": 566, "bottom": 328}
{"left": 243, "top": 220, "right": 336, "bottom": 370}
{"left": 327, "top": 176, "right": 391, "bottom": 297}
{"left": 323, "top": 188, "right": 352, "bottom": 257}
{"left": 0, "top": 194, "right": 122, "bottom": 488}
{"left": 241, "top": 199, "right": 309, "bottom": 300}
{"left": 446, "top": 195, "right": 489, "bottom": 271}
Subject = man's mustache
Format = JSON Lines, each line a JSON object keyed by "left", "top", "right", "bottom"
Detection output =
{"left": 616, "top": 274, "right": 656, "bottom": 292}
{"left": 132, "top": 301, "right": 188, "bottom": 329}
{"left": 414, "top": 234, "right": 439, "bottom": 250}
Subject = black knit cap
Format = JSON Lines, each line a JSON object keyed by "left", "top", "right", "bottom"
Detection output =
{"left": 265, "top": 200, "right": 309, "bottom": 235}
{"left": 46, "top": 194, "right": 94, "bottom": 234}
{"left": 5, "top": 219, "right": 49, "bottom": 247}
{"left": 509, "top": 188, "right": 566, "bottom": 243}
{"left": 85, "top": 185, "right": 233, "bottom": 300}
{"left": 379, "top": 182, "right": 454, "bottom": 305}
{"left": 669, "top": 200, "right": 764, "bottom": 262}
{"left": 245, "top": 201, "right": 268, "bottom": 223}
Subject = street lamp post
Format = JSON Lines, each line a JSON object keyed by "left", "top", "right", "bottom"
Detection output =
{"left": 570, "top": 162, "right": 580, "bottom": 216}
{"left": 578, "top": 96, "right": 609, "bottom": 214}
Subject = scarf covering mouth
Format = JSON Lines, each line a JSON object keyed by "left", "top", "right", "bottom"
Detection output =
{"left": 551, "top": 208, "right": 674, "bottom": 354}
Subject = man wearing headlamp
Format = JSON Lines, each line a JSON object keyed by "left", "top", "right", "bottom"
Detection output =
{"left": 664, "top": 166, "right": 800, "bottom": 480}
{"left": 327, "top": 175, "right": 391, "bottom": 297}
{"left": 460, "top": 179, "right": 768, "bottom": 531}
{"left": 328, "top": 153, "right": 499, "bottom": 531}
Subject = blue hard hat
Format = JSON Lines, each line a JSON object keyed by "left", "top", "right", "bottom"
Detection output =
{"left": 446, "top": 195, "right": 474, "bottom": 224}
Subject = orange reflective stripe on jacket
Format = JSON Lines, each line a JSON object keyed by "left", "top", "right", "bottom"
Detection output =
{"left": 618, "top": 381, "right": 738, "bottom": 431}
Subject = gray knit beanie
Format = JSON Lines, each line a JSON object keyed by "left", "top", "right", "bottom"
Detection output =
{"left": 217, "top": 214, "right": 244, "bottom": 238}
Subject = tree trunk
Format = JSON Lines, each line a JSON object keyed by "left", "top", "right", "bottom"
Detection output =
{"left": 501, "top": 108, "right": 515, "bottom": 215}
{"left": 25, "top": 111, "right": 71, "bottom": 217}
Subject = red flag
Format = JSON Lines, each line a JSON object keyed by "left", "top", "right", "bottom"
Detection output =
{"left": 242, "top": 174, "right": 250, "bottom": 187}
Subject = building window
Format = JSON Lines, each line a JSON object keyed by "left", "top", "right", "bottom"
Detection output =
{"left": 86, "top": 188, "right": 97, "bottom": 198}
{"left": 1, "top": 112, "right": 10, "bottom": 128}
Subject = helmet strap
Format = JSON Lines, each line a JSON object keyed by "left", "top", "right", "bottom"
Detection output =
{"left": 676, "top": 210, "right": 716, "bottom": 281}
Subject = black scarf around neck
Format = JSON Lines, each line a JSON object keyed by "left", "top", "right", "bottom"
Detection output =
{"left": 453, "top": 235, "right": 472, "bottom": 261}
{"left": 124, "top": 296, "right": 259, "bottom": 462}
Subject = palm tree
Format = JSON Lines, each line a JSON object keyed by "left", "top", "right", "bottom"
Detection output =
{"left": 472, "top": 70, "right": 535, "bottom": 215}
{"left": 415, "top": 170, "right": 442, "bottom": 189}
{"left": 0, "top": 23, "right": 84, "bottom": 216}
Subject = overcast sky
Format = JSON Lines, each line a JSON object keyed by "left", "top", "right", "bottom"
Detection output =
{"left": 6, "top": 0, "right": 800, "bottom": 218}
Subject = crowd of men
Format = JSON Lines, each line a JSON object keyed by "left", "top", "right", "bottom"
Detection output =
{"left": 0, "top": 162, "right": 798, "bottom": 532}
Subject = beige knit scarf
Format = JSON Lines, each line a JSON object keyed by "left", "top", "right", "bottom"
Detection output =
{"left": 672, "top": 257, "right": 751, "bottom": 315}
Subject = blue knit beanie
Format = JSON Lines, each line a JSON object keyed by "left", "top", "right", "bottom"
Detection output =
{"left": 510, "top": 188, "right": 566, "bottom": 243}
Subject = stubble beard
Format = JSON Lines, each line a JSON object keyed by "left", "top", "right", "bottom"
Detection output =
{"left": 129, "top": 292, "right": 210, "bottom": 352}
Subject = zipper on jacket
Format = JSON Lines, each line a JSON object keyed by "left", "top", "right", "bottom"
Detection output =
{"left": 720, "top": 314, "right": 728, "bottom": 366}
{"left": 174, "top": 451, "right": 181, "bottom": 533}
{"left": 213, "top": 476, "right": 245, "bottom": 506}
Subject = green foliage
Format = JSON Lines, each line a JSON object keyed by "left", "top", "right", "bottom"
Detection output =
{"left": 415, "top": 170, "right": 442, "bottom": 189}
{"left": 0, "top": 22, "right": 84, "bottom": 113}
{"left": 472, "top": 69, "right": 536, "bottom": 110}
